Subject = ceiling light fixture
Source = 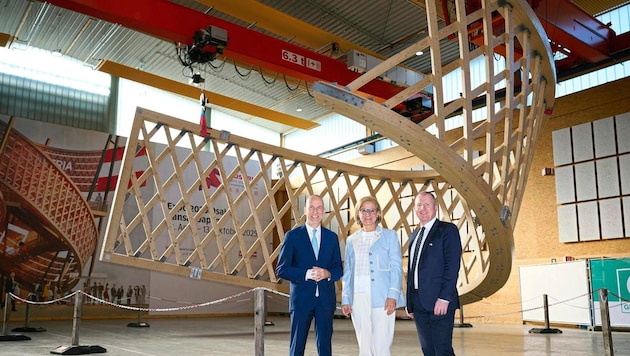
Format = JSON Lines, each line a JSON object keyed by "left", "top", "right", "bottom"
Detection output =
{"left": 415, "top": 50, "right": 424, "bottom": 56}
{"left": 296, "top": 106, "right": 303, "bottom": 112}
{"left": 51, "top": 48, "right": 63, "bottom": 57}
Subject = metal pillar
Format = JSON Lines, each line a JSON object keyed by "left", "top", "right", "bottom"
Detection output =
{"left": 454, "top": 298, "right": 472, "bottom": 328}
{"left": 50, "top": 292, "right": 106, "bottom": 354}
{"left": 528, "top": 294, "right": 562, "bottom": 334}
{"left": 12, "top": 302, "right": 46, "bottom": 332}
{"left": 599, "top": 288, "right": 614, "bottom": 356}
{"left": 254, "top": 288, "right": 266, "bottom": 356}
{"left": 0, "top": 292, "right": 30, "bottom": 341}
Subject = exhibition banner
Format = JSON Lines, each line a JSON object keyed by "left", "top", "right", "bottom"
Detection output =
{"left": 590, "top": 257, "right": 630, "bottom": 327}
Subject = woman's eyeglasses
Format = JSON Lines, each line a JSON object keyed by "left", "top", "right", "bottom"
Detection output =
{"left": 359, "top": 208, "right": 378, "bottom": 215}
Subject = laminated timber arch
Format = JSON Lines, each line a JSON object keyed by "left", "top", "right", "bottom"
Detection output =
{"left": 101, "top": 0, "right": 555, "bottom": 304}
{"left": 312, "top": 0, "right": 556, "bottom": 302}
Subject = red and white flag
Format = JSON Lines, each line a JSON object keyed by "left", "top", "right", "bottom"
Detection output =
{"left": 200, "top": 107, "right": 208, "bottom": 137}
{"left": 96, "top": 146, "right": 147, "bottom": 191}
{"left": 200, "top": 92, "right": 209, "bottom": 137}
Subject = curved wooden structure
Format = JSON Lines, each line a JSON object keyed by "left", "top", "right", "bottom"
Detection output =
{"left": 0, "top": 191, "right": 6, "bottom": 240}
{"left": 312, "top": 0, "right": 556, "bottom": 301}
{"left": 102, "top": 0, "right": 555, "bottom": 303}
{"left": 0, "top": 118, "right": 99, "bottom": 294}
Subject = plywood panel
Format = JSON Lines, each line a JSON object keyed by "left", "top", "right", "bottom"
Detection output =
{"left": 555, "top": 166, "right": 575, "bottom": 204}
{"left": 593, "top": 117, "right": 616, "bottom": 158}
{"left": 572, "top": 122, "right": 594, "bottom": 162}
{"left": 624, "top": 196, "right": 630, "bottom": 237}
{"left": 596, "top": 157, "right": 620, "bottom": 198}
{"left": 621, "top": 154, "right": 630, "bottom": 195}
{"left": 617, "top": 113, "right": 630, "bottom": 154}
{"left": 599, "top": 198, "right": 623, "bottom": 239}
{"left": 575, "top": 161, "right": 597, "bottom": 201}
{"left": 552, "top": 128, "right": 572, "bottom": 166}
{"left": 577, "top": 201, "right": 600, "bottom": 241}
{"left": 557, "top": 204, "right": 578, "bottom": 242}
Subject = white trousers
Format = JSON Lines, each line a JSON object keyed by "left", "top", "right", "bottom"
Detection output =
{"left": 351, "top": 291, "right": 396, "bottom": 356}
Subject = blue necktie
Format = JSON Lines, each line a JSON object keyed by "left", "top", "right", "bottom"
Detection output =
{"left": 311, "top": 228, "right": 319, "bottom": 297}
{"left": 311, "top": 229, "right": 319, "bottom": 258}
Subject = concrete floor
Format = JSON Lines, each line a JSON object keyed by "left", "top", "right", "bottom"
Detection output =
{"left": 1, "top": 314, "right": 629, "bottom": 355}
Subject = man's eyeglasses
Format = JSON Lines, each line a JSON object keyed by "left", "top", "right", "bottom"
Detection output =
{"left": 359, "top": 208, "right": 378, "bottom": 215}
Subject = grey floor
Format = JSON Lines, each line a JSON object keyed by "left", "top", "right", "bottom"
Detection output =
{"left": 1, "top": 315, "right": 629, "bottom": 355}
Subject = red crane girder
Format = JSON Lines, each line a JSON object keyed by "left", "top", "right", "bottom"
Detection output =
{"left": 459, "top": 0, "right": 622, "bottom": 77}
{"left": 530, "top": 0, "right": 614, "bottom": 72}
{"left": 45, "top": 0, "right": 404, "bottom": 102}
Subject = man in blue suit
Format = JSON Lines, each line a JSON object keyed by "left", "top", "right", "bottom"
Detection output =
{"left": 276, "top": 195, "right": 343, "bottom": 356}
{"left": 406, "top": 192, "right": 462, "bottom": 356}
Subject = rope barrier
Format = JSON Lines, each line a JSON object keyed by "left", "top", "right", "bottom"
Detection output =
{"left": 608, "top": 290, "right": 630, "bottom": 303}
{"left": 3, "top": 287, "right": 624, "bottom": 319}
{"left": 444, "top": 288, "right": 621, "bottom": 320}
{"left": 6, "top": 287, "right": 289, "bottom": 314}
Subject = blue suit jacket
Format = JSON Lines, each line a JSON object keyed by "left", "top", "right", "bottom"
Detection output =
{"left": 276, "top": 224, "right": 343, "bottom": 311}
{"left": 406, "top": 220, "right": 462, "bottom": 313}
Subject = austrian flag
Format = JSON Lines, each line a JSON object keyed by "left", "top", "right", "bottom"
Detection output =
{"left": 200, "top": 92, "right": 209, "bottom": 137}
{"left": 200, "top": 106, "right": 208, "bottom": 137}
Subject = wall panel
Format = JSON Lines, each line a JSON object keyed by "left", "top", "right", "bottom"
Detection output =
{"left": 599, "top": 198, "right": 623, "bottom": 239}
{"left": 553, "top": 113, "right": 630, "bottom": 242}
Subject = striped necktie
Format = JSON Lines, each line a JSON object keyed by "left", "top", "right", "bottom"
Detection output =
{"left": 409, "top": 227, "right": 425, "bottom": 289}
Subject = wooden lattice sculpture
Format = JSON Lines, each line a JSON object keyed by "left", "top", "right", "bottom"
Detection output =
{"left": 101, "top": 0, "right": 555, "bottom": 303}
{"left": 311, "top": 0, "right": 556, "bottom": 301}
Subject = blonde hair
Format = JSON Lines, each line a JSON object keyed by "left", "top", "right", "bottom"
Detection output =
{"left": 354, "top": 196, "right": 381, "bottom": 227}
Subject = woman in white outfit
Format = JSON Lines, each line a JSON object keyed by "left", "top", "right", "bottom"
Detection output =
{"left": 341, "top": 196, "right": 405, "bottom": 356}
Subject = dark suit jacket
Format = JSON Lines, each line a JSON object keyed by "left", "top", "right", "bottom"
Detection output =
{"left": 276, "top": 224, "right": 343, "bottom": 311}
{"left": 406, "top": 220, "right": 462, "bottom": 313}
{"left": 4, "top": 276, "right": 15, "bottom": 293}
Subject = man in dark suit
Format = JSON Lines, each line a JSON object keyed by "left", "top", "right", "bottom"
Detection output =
{"left": 406, "top": 192, "right": 462, "bottom": 356}
{"left": 276, "top": 195, "right": 343, "bottom": 356}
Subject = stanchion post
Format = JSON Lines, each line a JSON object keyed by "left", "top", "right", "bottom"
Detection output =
{"left": 51, "top": 292, "right": 106, "bottom": 354}
{"left": 127, "top": 300, "right": 150, "bottom": 327}
{"left": 528, "top": 294, "right": 562, "bottom": 334}
{"left": 2, "top": 292, "right": 7, "bottom": 335}
{"left": 599, "top": 288, "right": 614, "bottom": 356}
{"left": 0, "top": 292, "right": 30, "bottom": 342}
{"left": 454, "top": 296, "right": 472, "bottom": 328}
{"left": 12, "top": 302, "right": 46, "bottom": 333}
{"left": 24, "top": 303, "right": 30, "bottom": 329}
{"left": 543, "top": 294, "right": 551, "bottom": 329}
{"left": 254, "top": 288, "right": 265, "bottom": 356}
{"left": 71, "top": 291, "right": 82, "bottom": 346}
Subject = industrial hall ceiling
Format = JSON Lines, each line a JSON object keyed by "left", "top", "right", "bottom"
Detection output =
{"left": 1, "top": 0, "right": 630, "bottom": 135}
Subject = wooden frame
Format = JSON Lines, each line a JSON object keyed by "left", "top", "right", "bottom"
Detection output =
{"left": 101, "top": 0, "right": 555, "bottom": 303}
